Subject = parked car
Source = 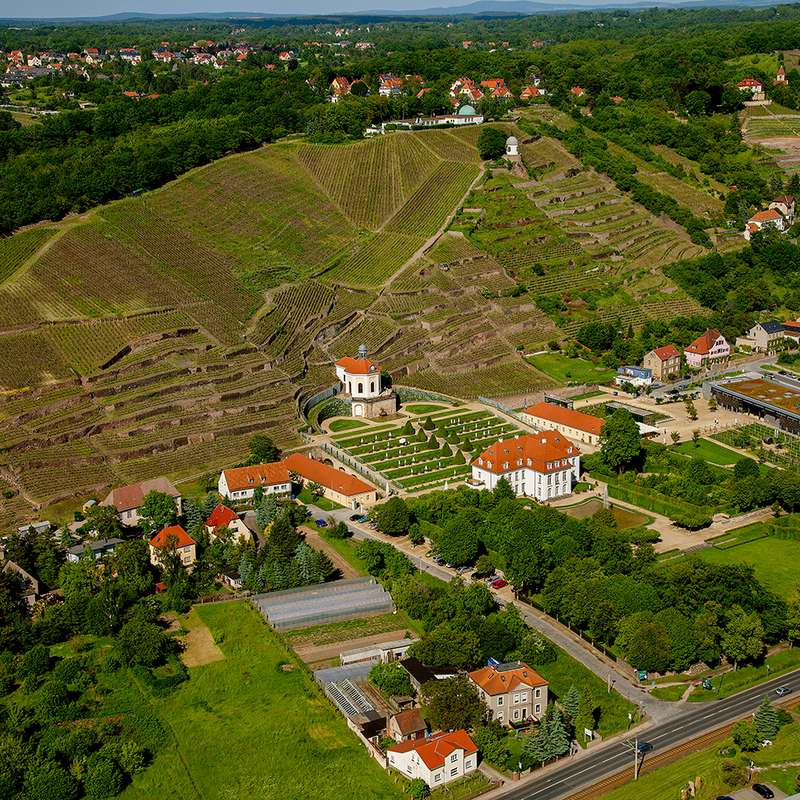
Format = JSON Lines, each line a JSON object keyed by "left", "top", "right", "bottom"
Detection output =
{"left": 637, "top": 742, "right": 653, "bottom": 753}
{"left": 432, "top": 555, "right": 444, "bottom": 565}
{"left": 491, "top": 578, "right": 508, "bottom": 589}
{"left": 314, "top": 519, "right": 327, "bottom": 528}
{"left": 357, "top": 516, "right": 368, "bottom": 523}
{"left": 715, "top": 796, "right": 734, "bottom": 800}
{"left": 752, "top": 784, "right": 774, "bottom": 798}
{"left": 776, "top": 686, "right": 792, "bottom": 696}
{"left": 349, "top": 514, "right": 361, "bottom": 521}
{"left": 456, "top": 566, "right": 471, "bottom": 574}
{"left": 778, "top": 370, "right": 788, "bottom": 375}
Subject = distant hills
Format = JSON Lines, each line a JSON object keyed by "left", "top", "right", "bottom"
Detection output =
{"left": 0, "top": 0, "right": 785, "bottom": 24}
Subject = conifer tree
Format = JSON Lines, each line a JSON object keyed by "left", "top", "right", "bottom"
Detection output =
{"left": 754, "top": 695, "right": 779, "bottom": 741}
{"left": 562, "top": 684, "right": 580, "bottom": 722}
{"left": 575, "top": 686, "right": 596, "bottom": 741}
{"left": 184, "top": 498, "right": 202, "bottom": 538}
{"left": 202, "top": 491, "right": 218, "bottom": 519}
{"left": 547, "top": 708, "right": 570, "bottom": 758}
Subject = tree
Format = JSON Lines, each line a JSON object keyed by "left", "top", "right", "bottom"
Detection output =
{"left": 307, "top": 481, "right": 324, "bottom": 500}
{"left": 370, "top": 662, "right": 412, "bottom": 696}
{"left": 247, "top": 434, "right": 279, "bottom": 463}
{"left": 423, "top": 675, "right": 484, "bottom": 731}
{"left": 475, "top": 554, "right": 495, "bottom": 577}
{"left": 599, "top": 409, "right": 641, "bottom": 474}
{"left": 471, "top": 719, "right": 509, "bottom": 765}
{"left": 476, "top": 127, "right": 507, "bottom": 160}
{"left": 377, "top": 497, "right": 411, "bottom": 535}
{"left": 84, "top": 757, "right": 123, "bottom": 800}
{"left": 0, "top": 733, "right": 32, "bottom": 800}
{"left": 138, "top": 491, "right": 178, "bottom": 537}
{"left": 408, "top": 626, "right": 482, "bottom": 669}
{"left": 437, "top": 515, "right": 479, "bottom": 565}
{"left": 115, "top": 615, "right": 168, "bottom": 667}
{"left": 626, "top": 621, "right": 672, "bottom": 673}
{"left": 266, "top": 516, "right": 302, "bottom": 559}
{"left": 493, "top": 477, "right": 516, "bottom": 501}
{"left": 543, "top": 705, "right": 570, "bottom": 759}
{"left": 670, "top": 431, "right": 680, "bottom": 444}
{"left": 754, "top": 695, "right": 779, "bottom": 741}
{"left": 408, "top": 778, "right": 430, "bottom": 800}
{"left": 732, "top": 719, "right": 761, "bottom": 751}
{"left": 111, "top": 540, "right": 153, "bottom": 598}
{"left": 562, "top": 684, "right": 580, "bottom": 722}
{"left": 693, "top": 600, "right": 723, "bottom": 664}
{"left": 574, "top": 686, "right": 596, "bottom": 741}
{"left": 734, "top": 457, "right": 760, "bottom": 480}
{"left": 22, "top": 759, "right": 79, "bottom": 800}
{"left": 691, "top": 429, "right": 700, "bottom": 450}
{"left": 788, "top": 598, "right": 800, "bottom": 649}
{"left": 722, "top": 605, "right": 765, "bottom": 670}
{"left": 83, "top": 505, "right": 123, "bottom": 541}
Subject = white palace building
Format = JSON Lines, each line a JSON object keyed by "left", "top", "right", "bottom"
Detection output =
{"left": 334, "top": 344, "right": 398, "bottom": 419}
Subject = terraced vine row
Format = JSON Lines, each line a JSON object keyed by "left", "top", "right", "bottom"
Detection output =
{"left": 0, "top": 228, "right": 55, "bottom": 284}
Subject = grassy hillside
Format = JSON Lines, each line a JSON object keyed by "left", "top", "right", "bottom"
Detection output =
{"left": 0, "top": 123, "right": 719, "bottom": 524}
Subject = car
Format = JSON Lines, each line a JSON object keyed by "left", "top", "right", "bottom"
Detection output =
{"left": 314, "top": 519, "right": 327, "bottom": 528}
{"left": 491, "top": 578, "right": 508, "bottom": 589}
{"left": 778, "top": 370, "right": 788, "bottom": 375}
{"left": 752, "top": 784, "right": 774, "bottom": 798}
{"left": 715, "top": 796, "right": 734, "bottom": 800}
{"left": 637, "top": 742, "right": 653, "bottom": 753}
{"left": 357, "top": 516, "right": 368, "bottom": 523}
{"left": 445, "top": 562, "right": 454, "bottom": 569}
{"left": 369, "top": 523, "right": 378, "bottom": 529}
{"left": 425, "top": 550, "right": 434, "bottom": 557}
{"left": 432, "top": 555, "right": 444, "bottom": 565}
{"left": 349, "top": 514, "right": 361, "bottom": 521}
{"left": 776, "top": 686, "right": 792, "bottom": 696}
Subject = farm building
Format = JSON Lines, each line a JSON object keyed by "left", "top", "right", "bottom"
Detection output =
{"left": 283, "top": 452, "right": 378, "bottom": 510}
{"left": 471, "top": 431, "right": 581, "bottom": 500}
{"left": 339, "top": 638, "right": 417, "bottom": 666}
{"left": 100, "top": 477, "right": 182, "bottom": 526}
{"left": 335, "top": 344, "right": 398, "bottom": 419}
{"left": 521, "top": 401, "right": 604, "bottom": 446}
{"left": 217, "top": 462, "right": 291, "bottom": 501}
{"left": 251, "top": 576, "right": 394, "bottom": 630}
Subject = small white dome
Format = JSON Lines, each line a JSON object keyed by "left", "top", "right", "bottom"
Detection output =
{"left": 506, "top": 135, "right": 519, "bottom": 145}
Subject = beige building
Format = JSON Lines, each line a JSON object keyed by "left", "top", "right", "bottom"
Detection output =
{"left": 283, "top": 452, "right": 378, "bottom": 511}
{"left": 386, "top": 730, "right": 478, "bottom": 787}
{"left": 746, "top": 320, "right": 785, "bottom": 352}
{"left": 100, "top": 477, "right": 182, "bottom": 527}
{"left": 468, "top": 661, "right": 548, "bottom": 725}
{"left": 643, "top": 345, "right": 681, "bottom": 382}
{"left": 521, "top": 401, "right": 605, "bottom": 446}
{"left": 148, "top": 524, "right": 196, "bottom": 569}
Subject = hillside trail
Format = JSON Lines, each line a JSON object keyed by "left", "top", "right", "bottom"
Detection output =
{"left": 379, "top": 163, "right": 488, "bottom": 289}
{"left": 1, "top": 226, "right": 70, "bottom": 290}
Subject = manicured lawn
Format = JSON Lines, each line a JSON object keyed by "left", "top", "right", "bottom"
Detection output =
{"left": 405, "top": 403, "right": 449, "bottom": 414}
{"left": 671, "top": 437, "right": 739, "bottom": 466}
{"left": 319, "top": 533, "right": 367, "bottom": 574}
{"left": 120, "top": 602, "right": 398, "bottom": 800}
{"left": 594, "top": 719, "right": 800, "bottom": 800}
{"left": 297, "top": 486, "right": 344, "bottom": 510}
{"left": 688, "top": 646, "right": 800, "bottom": 701}
{"left": 526, "top": 353, "right": 616, "bottom": 385}
{"left": 650, "top": 684, "right": 686, "bottom": 701}
{"left": 571, "top": 390, "right": 606, "bottom": 401}
{"left": 697, "top": 536, "right": 800, "bottom": 600}
{"left": 328, "top": 417, "right": 368, "bottom": 432}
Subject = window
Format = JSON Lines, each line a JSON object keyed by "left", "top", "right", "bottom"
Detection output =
{"left": 497, "top": 697, "right": 503, "bottom": 705}
{"left": 370, "top": 381, "right": 375, "bottom": 393}
{"left": 450, "top": 768, "right": 458, "bottom": 777}
{"left": 513, "top": 694, "right": 519, "bottom": 704}
{"left": 348, "top": 382, "right": 352, "bottom": 394}
{"left": 358, "top": 382, "right": 363, "bottom": 394}
{"left": 465, "top": 759, "right": 472, "bottom": 769}
{"left": 535, "top": 704, "right": 541, "bottom": 715}
{"left": 497, "top": 711, "right": 504, "bottom": 721}
{"left": 450, "top": 754, "right": 458, "bottom": 763}
{"left": 435, "top": 774, "right": 441, "bottom": 783}
{"left": 513, "top": 710, "right": 519, "bottom": 720}
{"left": 535, "top": 688, "right": 541, "bottom": 698}
{"left": 521, "top": 692, "right": 528, "bottom": 702}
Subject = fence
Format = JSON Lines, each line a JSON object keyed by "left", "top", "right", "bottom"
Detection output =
{"left": 319, "top": 441, "right": 396, "bottom": 493}
{"left": 301, "top": 383, "right": 340, "bottom": 425}
{"left": 478, "top": 396, "right": 529, "bottom": 426}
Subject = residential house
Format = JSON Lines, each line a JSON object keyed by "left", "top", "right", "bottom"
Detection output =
{"left": 746, "top": 320, "right": 785, "bottom": 352}
{"left": 775, "top": 65, "right": 788, "bottom": 85}
{"left": 329, "top": 76, "right": 350, "bottom": 102}
{"left": 100, "top": 477, "right": 182, "bottom": 526}
{"left": 737, "top": 78, "right": 766, "bottom": 100}
{"left": 490, "top": 86, "right": 514, "bottom": 100}
{"left": 480, "top": 78, "right": 505, "bottom": 91}
{"left": 521, "top": 401, "right": 604, "bottom": 446}
{"left": 782, "top": 319, "right": 800, "bottom": 339}
{"left": 220, "top": 569, "right": 243, "bottom": 589}
{"left": 769, "top": 194, "right": 795, "bottom": 222}
{"left": 282, "top": 452, "right": 378, "bottom": 510}
{"left": 388, "top": 708, "right": 427, "bottom": 742}
{"left": 2, "top": 561, "right": 40, "bottom": 609}
{"left": 386, "top": 730, "right": 478, "bottom": 787}
{"left": 468, "top": 660, "right": 548, "bottom": 725}
{"left": 66, "top": 538, "right": 123, "bottom": 564}
{"left": 520, "top": 85, "right": 546, "bottom": 100}
{"left": 744, "top": 208, "right": 785, "bottom": 240}
{"left": 684, "top": 328, "right": 730, "bottom": 370}
{"left": 206, "top": 503, "right": 251, "bottom": 544}
{"left": 399, "top": 657, "right": 435, "bottom": 693}
{"left": 379, "top": 75, "right": 404, "bottom": 97}
{"left": 217, "top": 462, "right": 291, "bottom": 501}
{"left": 471, "top": 431, "right": 581, "bottom": 500}
{"left": 614, "top": 365, "right": 652, "bottom": 388}
{"left": 570, "top": 86, "right": 585, "bottom": 98}
{"left": 643, "top": 345, "right": 681, "bottom": 381}
{"left": 148, "top": 525, "right": 196, "bottom": 568}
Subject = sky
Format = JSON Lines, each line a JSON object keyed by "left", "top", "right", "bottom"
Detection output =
{"left": 0, "top": 0, "right": 634, "bottom": 21}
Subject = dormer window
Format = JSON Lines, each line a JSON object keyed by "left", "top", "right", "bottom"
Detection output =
{"left": 517, "top": 459, "right": 522, "bottom": 467}
{"left": 503, "top": 462, "right": 509, "bottom": 470}
{"left": 487, "top": 461, "right": 492, "bottom": 469}
{"left": 527, "top": 459, "right": 532, "bottom": 466}
{"left": 479, "top": 458, "right": 484, "bottom": 466}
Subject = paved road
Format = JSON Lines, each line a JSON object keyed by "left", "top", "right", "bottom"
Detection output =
{"left": 500, "top": 669, "right": 800, "bottom": 800}
{"left": 648, "top": 355, "right": 777, "bottom": 399}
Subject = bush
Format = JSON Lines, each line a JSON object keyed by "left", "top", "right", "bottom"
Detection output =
{"left": 20, "top": 644, "right": 50, "bottom": 678}
{"left": 53, "top": 658, "right": 82, "bottom": 685}
{"left": 84, "top": 757, "right": 124, "bottom": 800}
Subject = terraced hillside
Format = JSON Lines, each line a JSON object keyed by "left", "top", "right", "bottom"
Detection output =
{"left": 0, "top": 127, "right": 712, "bottom": 524}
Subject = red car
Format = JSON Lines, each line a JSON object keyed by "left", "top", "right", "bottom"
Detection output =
{"left": 491, "top": 578, "right": 508, "bottom": 589}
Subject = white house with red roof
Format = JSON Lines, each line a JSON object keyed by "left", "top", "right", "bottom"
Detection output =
{"left": 468, "top": 660, "right": 548, "bottom": 725}
{"left": 218, "top": 462, "right": 291, "bottom": 501}
{"left": 643, "top": 345, "right": 681, "bottom": 381}
{"left": 769, "top": 194, "right": 795, "bottom": 223}
{"left": 684, "top": 328, "right": 730, "bottom": 370}
{"left": 521, "top": 401, "right": 604, "bottom": 446}
{"left": 744, "top": 208, "right": 784, "bottom": 240}
{"left": 100, "top": 477, "right": 182, "bottom": 526}
{"left": 148, "top": 525, "right": 196, "bottom": 568}
{"left": 282, "top": 452, "right": 378, "bottom": 510}
{"left": 386, "top": 730, "right": 478, "bottom": 786}
{"left": 471, "top": 431, "right": 580, "bottom": 500}
{"left": 206, "top": 503, "right": 251, "bottom": 544}
{"left": 737, "top": 78, "right": 765, "bottom": 100}
{"left": 334, "top": 344, "right": 397, "bottom": 418}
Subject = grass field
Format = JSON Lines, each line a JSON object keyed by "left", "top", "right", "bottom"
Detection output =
{"left": 526, "top": 353, "right": 616, "bottom": 385}
{"left": 405, "top": 403, "right": 450, "bottom": 414}
{"left": 120, "top": 602, "right": 398, "bottom": 800}
{"left": 697, "top": 535, "right": 800, "bottom": 600}
{"left": 671, "top": 438, "right": 740, "bottom": 465}
{"left": 327, "top": 418, "right": 368, "bottom": 432}
{"left": 649, "top": 684, "right": 687, "bottom": 701}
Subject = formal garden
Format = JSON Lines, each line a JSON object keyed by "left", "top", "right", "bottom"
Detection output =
{"left": 330, "top": 408, "right": 526, "bottom": 493}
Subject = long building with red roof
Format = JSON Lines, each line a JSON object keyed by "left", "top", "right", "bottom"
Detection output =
{"left": 521, "top": 401, "right": 605, "bottom": 446}
{"left": 386, "top": 730, "right": 478, "bottom": 785}
{"left": 282, "top": 452, "right": 377, "bottom": 511}
{"left": 471, "top": 430, "right": 580, "bottom": 500}
{"left": 217, "top": 462, "right": 291, "bottom": 501}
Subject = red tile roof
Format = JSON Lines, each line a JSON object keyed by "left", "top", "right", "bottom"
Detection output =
{"left": 221, "top": 462, "right": 290, "bottom": 493}
{"left": 100, "top": 477, "right": 180, "bottom": 513}
{"left": 737, "top": 78, "right": 762, "bottom": 88}
{"left": 472, "top": 431, "right": 579, "bottom": 476}
{"left": 686, "top": 328, "right": 724, "bottom": 355}
{"left": 282, "top": 453, "right": 375, "bottom": 496}
{"left": 206, "top": 503, "right": 239, "bottom": 531}
{"left": 336, "top": 356, "right": 381, "bottom": 375}
{"left": 749, "top": 209, "right": 783, "bottom": 223}
{"left": 387, "top": 730, "right": 477, "bottom": 770}
{"left": 392, "top": 708, "right": 426, "bottom": 735}
{"left": 469, "top": 661, "right": 547, "bottom": 695}
{"left": 523, "top": 401, "right": 604, "bottom": 436}
{"left": 649, "top": 345, "right": 680, "bottom": 361}
{"left": 149, "top": 525, "right": 195, "bottom": 549}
